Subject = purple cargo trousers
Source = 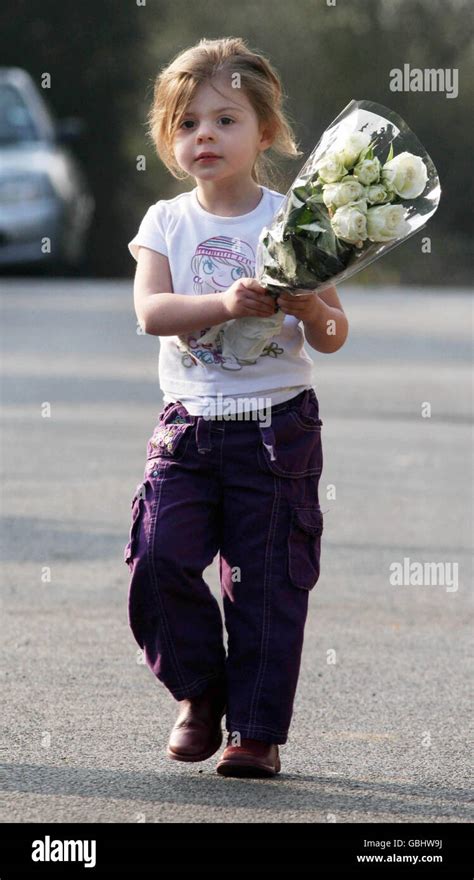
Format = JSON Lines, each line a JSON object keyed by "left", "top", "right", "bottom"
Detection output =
{"left": 124, "top": 387, "right": 324, "bottom": 745}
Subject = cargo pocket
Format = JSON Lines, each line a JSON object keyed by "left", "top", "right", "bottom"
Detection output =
{"left": 257, "top": 411, "right": 323, "bottom": 477}
{"left": 146, "top": 420, "right": 194, "bottom": 461}
{"left": 123, "top": 483, "right": 146, "bottom": 569}
{"left": 288, "top": 505, "right": 324, "bottom": 590}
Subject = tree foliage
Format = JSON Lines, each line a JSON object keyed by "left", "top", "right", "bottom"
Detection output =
{"left": 1, "top": 0, "right": 471, "bottom": 282}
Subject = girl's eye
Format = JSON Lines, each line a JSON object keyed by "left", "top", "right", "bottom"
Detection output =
{"left": 231, "top": 266, "right": 245, "bottom": 281}
{"left": 203, "top": 258, "right": 214, "bottom": 274}
{"left": 179, "top": 117, "right": 234, "bottom": 129}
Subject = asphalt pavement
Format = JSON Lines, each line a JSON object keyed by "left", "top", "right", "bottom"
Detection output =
{"left": 0, "top": 279, "right": 472, "bottom": 823}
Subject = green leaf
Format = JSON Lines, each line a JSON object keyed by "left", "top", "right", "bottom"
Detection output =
{"left": 292, "top": 185, "right": 311, "bottom": 203}
{"left": 306, "top": 192, "right": 325, "bottom": 205}
{"left": 386, "top": 142, "right": 394, "bottom": 163}
{"left": 358, "top": 141, "right": 375, "bottom": 163}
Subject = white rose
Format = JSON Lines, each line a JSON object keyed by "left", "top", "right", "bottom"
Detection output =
{"left": 382, "top": 151, "right": 428, "bottom": 199}
{"left": 364, "top": 184, "right": 392, "bottom": 204}
{"left": 322, "top": 177, "right": 365, "bottom": 209}
{"left": 353, "top": 157, "right": 381, "bottom": 185}
{"left": 366, "top": 204, "right": 409, "bottom": 242}
{"left": 348, "top": 197, "right": 368, "bottom": 213}
{"left": 331, "top": 202, "right": 368, "bottom": 244}
{"left": 340, "top": 132, "right": 371, "bottom": 168}
{"left": 316, "top": 152, "right": 346, "bottom": 183}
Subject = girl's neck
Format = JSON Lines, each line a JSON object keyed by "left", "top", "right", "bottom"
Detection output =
{"left": 195, "top": 178, "right": 263, "bottom": 217}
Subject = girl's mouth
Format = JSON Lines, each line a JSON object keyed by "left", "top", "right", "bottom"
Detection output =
{"left": 196, "top": 156, "right": 221, "bottom": 163}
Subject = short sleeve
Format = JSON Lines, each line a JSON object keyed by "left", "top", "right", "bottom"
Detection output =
{"left": 128, "top": 201, "right": 168, "bottom": 261}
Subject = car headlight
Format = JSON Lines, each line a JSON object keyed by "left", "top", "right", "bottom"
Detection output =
{"left": 0, "top": 173, "right": 53, "bottom": 204}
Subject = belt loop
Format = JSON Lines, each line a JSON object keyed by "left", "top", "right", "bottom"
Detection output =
{"left": 258, "top": 423, "right": 276, "bottom": 461}
{"left": 196, "top": 415, "right": 212, "bottom": 454}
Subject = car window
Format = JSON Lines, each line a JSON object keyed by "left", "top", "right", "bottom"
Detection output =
{"left": 0, "top": 84, "right": 39, "bottom": 145}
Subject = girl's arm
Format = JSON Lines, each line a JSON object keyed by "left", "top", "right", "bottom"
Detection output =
{"left": 302, "top": 285, "right": 349, "bottom": 354}
{"left": 275, "top": 284, "right": 349, "bottom": 353}
{"left": 133, "top": 246, "right": 229, "bottom": 336}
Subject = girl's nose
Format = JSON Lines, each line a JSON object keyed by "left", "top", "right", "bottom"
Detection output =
{"left": 196, "top": 131, "right": 214, "bottom": 141}
{"left": 195, "top": 124, "right": 215, "bottom": 139}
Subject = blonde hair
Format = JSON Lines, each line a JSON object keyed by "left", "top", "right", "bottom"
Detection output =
{"left": 146, "top": 36, "right": 303, "bottom": 190}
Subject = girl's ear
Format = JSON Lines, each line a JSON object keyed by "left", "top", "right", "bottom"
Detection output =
{"left": 259, "top": 121, "right": 276, "bottom": 151}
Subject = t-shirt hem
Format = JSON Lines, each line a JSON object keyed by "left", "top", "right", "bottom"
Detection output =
{"left": 159, "top": 375, "right": 314, "bottom": 396}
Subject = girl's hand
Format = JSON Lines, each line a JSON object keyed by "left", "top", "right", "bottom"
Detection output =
{"left": 276, "top": 289, "right": 322, "bottom": 322}
{"left": 221, "top": 278, "right": 277, "bottom": 319}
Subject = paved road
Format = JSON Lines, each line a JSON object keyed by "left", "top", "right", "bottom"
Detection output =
{"left": 1, "top": 279, "right": 472, "bottom": 823}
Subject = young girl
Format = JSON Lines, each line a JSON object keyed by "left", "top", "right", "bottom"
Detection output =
{"left": 124, "top": 36, "right": 348, "bottom": 778}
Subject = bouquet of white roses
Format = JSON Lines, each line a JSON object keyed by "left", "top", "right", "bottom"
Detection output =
{"left": 220, "top": 99, "right": 441, "bottom": 363}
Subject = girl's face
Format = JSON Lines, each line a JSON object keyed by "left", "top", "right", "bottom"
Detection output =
{"left": 173, "top": 77, "right": 272, "bottom": 183}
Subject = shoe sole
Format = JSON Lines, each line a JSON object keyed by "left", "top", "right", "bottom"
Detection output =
{"left": 167, "top": 728, "right": 223, "bottom": 763}
{"left": 216, "top": 756, "right": 281, "bottom": 778}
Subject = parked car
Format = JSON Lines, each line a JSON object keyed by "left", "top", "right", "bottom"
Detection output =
{"left": 0, "top": 67, "right": 94, "bottom": 271}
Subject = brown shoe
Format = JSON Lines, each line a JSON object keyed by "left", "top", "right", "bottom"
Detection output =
{"left": 216, "top": 735, "right": 281, "bottom": 777}
{"left": 167, "top": 681, "right": 226, "bottom": 762}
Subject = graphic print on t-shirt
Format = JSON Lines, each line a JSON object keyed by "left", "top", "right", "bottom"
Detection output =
{"left": 176, "top": 235, "right": 284, "bottom": 371}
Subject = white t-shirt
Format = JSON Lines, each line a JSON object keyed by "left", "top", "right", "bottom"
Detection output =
{"left": 128, "top": 185, "right": 314, "bottom": 415}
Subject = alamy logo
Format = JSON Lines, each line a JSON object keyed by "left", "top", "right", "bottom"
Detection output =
{"left": 389, "top": 64, "right": 458, "bottom": 98}
{"left": 31, "top": 836, "right": 96, "bottom": 868}
{"left": 389, "top": 557, "right": 458, "bottom": 592}
{"left": 200, "top": 393, "right": 273, "bottom": 425}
